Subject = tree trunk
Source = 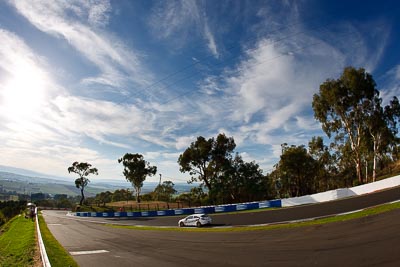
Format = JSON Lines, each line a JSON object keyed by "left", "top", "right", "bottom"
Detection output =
{"left": 135, "top": 187, "right": 141, "bottom": 203}
{"left": 356, "top": 158, "right": 363, "bottom": 184}
{"left": 80, "top": 188, "right": 84, "bottom": 205}
{"left": 372, "top": 135, "right": 378, "bottom": 182}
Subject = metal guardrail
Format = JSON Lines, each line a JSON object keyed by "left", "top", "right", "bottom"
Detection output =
{"left": 35, "top": 207, "right": 51, "bottom": 267}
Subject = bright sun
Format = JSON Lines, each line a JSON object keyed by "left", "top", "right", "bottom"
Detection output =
{"left": 1, "top": 62, "right": 47, "bottom": 119}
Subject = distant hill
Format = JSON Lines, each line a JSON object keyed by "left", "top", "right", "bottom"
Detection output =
{"left": 0, "top": 165, "right": 69, "bottom": 181}
{"left": 0, "top": 171, "right": 196, "bottom": 197}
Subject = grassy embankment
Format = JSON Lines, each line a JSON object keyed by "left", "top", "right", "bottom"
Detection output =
{"left": 0, "top": 215, "right": 36, "bottom": 266}
{"left": 0, "top": 213, "right": 78, "bottom": 267}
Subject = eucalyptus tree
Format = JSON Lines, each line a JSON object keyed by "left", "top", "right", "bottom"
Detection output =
{"left": 67, "top": 162, "right": 98, "bottom": 205}
{"left": 154, "top": 181, "right": 177, "bottom": 202}
{"left": 178, "top": 133, "right": 236, "bottom": 192}
{"left": 278, "top": 144, "right": 317, "bottom": 197}
{"left": 215, "top": 153, "right": 265, "bottom": 203}
{"left": 95, "top": 191, "right": 112, "bottom": 207}
{"left": 312, "top": 67, "right": 378, "bottom": 184}
{"left": 118, "top": 153, "right": 157, "bottom": 203}
{"left": 308, "top": 136, "right": 337, "bottom": 191}
{"left": 365, "top": 96, "right": 400, "bottom": 181}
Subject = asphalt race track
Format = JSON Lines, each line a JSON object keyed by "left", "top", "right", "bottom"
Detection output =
{"left": 42, "top": 186, "right": 400, "bottom": 266}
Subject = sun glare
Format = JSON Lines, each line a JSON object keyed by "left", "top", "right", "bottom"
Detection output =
{"left": 1, "top": 62, "right": 47, "bottom": 119}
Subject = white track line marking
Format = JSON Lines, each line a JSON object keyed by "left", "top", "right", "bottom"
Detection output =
{"left": 70, "top": 250, "right": 109, "bottom": 256}
{"left": 336, "top": 209, "right": 364, "bottom": 216}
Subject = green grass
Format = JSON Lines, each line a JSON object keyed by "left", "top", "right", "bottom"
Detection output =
{"left": 38, "top": 214, "right": 78, "bottom": 267}
{"left": 0, "top": 215, "right": 36, "bottom": 266}
{"left": 106, "top": 201, "right": 400, "bottom": 232}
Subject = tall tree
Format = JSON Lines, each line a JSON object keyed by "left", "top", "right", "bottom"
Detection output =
{"left": 112, "top": 189, "right": 132, "bottom": 203}
{"left": 312, "top": 67, "right": 378, "bottom": 184}
{"left": 365, "top": 96, "right": 400, "bottom": 181}
{"left": 95, "top": 191, "right": 112, "bottom": 207}
{"left": 178, "top": 133, "right": 235, "bottom": 192}
{"left": 118, "top": 153, "right": 157, "bottom": 203}
{"left": 67, "top": 162, "right": 98, "bottom": 205}
{"left": 278, "top": 144, "right": 317, "bottom": 197}
{"left": 308, "top": 136, "right": 336, "bottom": 191}
{"left": 154, "top": 181, "right": 177, "bottom": 202}
{"left": 216, "top": 153, "right": 265, "bottom": 203}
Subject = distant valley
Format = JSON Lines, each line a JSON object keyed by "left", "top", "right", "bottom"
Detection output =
{"left": 0, "top": 170, "right": 195, "bottom": 197}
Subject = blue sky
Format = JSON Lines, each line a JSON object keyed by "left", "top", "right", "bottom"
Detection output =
{"left": 0, "top": 0, "right": 399, "bottom": 183}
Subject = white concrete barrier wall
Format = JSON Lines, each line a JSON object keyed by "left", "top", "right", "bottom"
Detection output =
{"left": 350, "top": 175, "right": 400, "bottom": 195}
{"left": 282, "top": 175, "right": 400, "bottom": 207}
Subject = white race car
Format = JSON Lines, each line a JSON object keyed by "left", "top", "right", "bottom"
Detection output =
{"left": 178, "top": 214, "right": 212, "bottom": 227}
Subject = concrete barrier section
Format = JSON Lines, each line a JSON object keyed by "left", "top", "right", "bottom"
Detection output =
{"left": 282, "top": 175, "right": 400, "bottom": 207}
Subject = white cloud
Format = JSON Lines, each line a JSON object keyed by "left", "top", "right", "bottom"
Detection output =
{"left": 0, "top": 1, "right": 394, "bottom": 183}
{"left": 295, "top": 116, "right": 320, "bottom": 131}
{"left": 149, "top": 0, "right": 219, "bottom": 57}
{"left": 182, "top": 16, "right": 391, "bottom": 174}
{"left": 203, "top": 19, "right": 219, "bottom": 58}
{"left": 0, "top": 28, "right": 152, "bottom": 180}
{"left": 87, "top": 0, "right": 111, "bottom": 27}
{"left": 380, "top": 65, "right": 400, "bottom": 104}
{"left": 175, "top": 136, "right": 196, "bottom": 150}
{"left": 9, "top": 0, "right": 152, "bottom": 90}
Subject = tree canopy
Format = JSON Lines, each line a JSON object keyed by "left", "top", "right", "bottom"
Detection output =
{"left": 178, "top": 133, "right": 235, "bottom": 191}
{"left": 312, "top": 67, "right": 400, "bottom": 185}
{"left": 279, "top": 144, "right": 317, "bottom": 197}
{"left": 154, "top": 181, "right": 177, "bottom": 202}
{"left": 313, "top": 67, "right": 378, "bottom": 183}
{"left": 118, "top": 153, "right": 157, "bottom": 203}
{"left": 212, "top": 153, "right": 265, "bottom": 203}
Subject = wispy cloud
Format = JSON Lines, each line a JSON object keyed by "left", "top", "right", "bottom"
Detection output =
{"left": 203, "top": 20, "right": 219, "bottom": 58}
{"left": 181, "top": 8, "right": 391, "bottom": 171}
{"left": 149, "top": 0, "right": 219, "bottom": 57}
{"left": 9, "top": 0, "right": 152, "bottom": 90}
{"left": 0, "top": 27, "right": 156, "bottom": 179}
{"left": 0, "top": 1, "right": 395, "bottom": 182}
{"left": 380, "top": 65, "right": 400, "bottom": 104}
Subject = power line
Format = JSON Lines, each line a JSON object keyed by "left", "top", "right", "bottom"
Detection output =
{"left": 116, "top": 17, "right": 325, "bottom": 104}
{"left": 159, "top": 27, "right": 365, "bottom": 106}
{"left": 165, "top": 30, "right": 371, "bottom": 137}
{"left": 120, "top": 19, "right": 370, "bottom": 108}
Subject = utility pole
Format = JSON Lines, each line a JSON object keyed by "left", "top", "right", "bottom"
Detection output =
{"left": 157, "top": 174, "right": 162, "bottom": 201}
